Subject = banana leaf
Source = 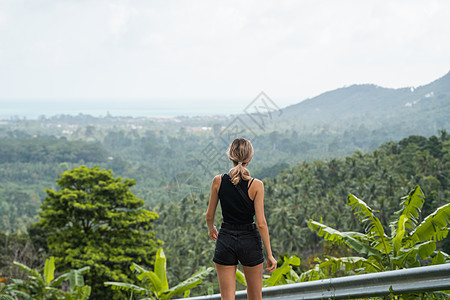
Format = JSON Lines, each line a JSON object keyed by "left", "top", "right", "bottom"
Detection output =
{"left": 155, "top": 249, "right": 169, "bottom": 291}
{"left": 348, "top": 194, "right": 392, "bottom": 255}
{"left": 104, "top": 281, "right": 148, "bottom": 295}
{"left": 410, "top": 203, "right": 450, "bottom": 245}
{"left": 236, "top": 269, "right": 247, "bottom": 286}
{"left": 43, "top": 257, "right": 55, "bottom": 286}
{"left": 398, "top": 186, "right": 425, "bottom": 230}
{"left": 308, "top": 220, "right": 381, "bottom": 257}
{"left": 163, "top": 267, "right": 214, "bottom": 299}
{"left": 263, "top": 256, "right": 300, "bottom": 287}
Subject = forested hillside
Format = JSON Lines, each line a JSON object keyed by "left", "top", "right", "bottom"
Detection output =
{"left": 1, "top": 71, "right": 449, "bottom": 234}
{"left": 282, "top": 70, "right": 450, "bottom": 128}
{"left": 155, "top": 133, "right": 449, "bottom": 293}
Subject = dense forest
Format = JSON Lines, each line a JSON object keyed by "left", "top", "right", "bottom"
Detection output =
{"left": 0, "top": 122, "right": 448, "bottom": 234}
{"left": 0, "top": 132, "right": 448, "bottom": 298}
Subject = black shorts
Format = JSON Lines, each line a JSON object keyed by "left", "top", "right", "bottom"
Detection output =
{"left": 213, "top": 223, "right": 264, "bottom": 267}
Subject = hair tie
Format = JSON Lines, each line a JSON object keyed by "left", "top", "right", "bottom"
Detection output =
{"left": 237, "top": 162, "right": 243, "bottom": 165}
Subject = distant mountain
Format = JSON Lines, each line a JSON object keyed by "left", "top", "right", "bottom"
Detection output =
{"left": 282, "top": 71, "right": 450, "bottom": 129}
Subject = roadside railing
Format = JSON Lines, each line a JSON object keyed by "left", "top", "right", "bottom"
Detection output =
{"left": 184, "top": 264, "right": 450, "bottom": 299}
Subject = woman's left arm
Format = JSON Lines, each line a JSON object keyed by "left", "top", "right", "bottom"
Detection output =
{"left": 253, "top": 179, "right": 277, "bottom": 272}
{"left": 206, "top": 175, "right": 220, "bottom": 241}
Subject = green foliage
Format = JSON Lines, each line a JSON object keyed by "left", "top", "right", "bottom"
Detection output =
{"left": 1, "top": 114, "right": 448, "bottom": 235}
{"left": 0, "top": 277, "right": 14, "bottom": 300}
{"left": 0, "top": 137, "right": 108, "bottom": 164}
{"left": 263, "top": 256, "right": 300, "bottom": 287}
{"left": 298, "top": 256, "right": 383, "bottom": 282}
{"left": 235, "top": 269, "right": 246, "bottom": 287}
{"left": 409, "top": 203, "right": 450, "bottom": 246}
{"left": 308, "top": 186, "right": 450, "bottom": 277}
{"left": 0, "top": 187, "right": 42, "bottom": 234}
{"left": 235, "top": 255, "right": 301, "bottom": 288}
{"left": 63, "top": 269, "right": 92, "bottom": 300}
{"left": 31, "top": 166, "right": 161, "bottom": 299}
{"left": 347, "top": 193, "right": 392, "bottom": 256}
{"left": 105, "top": 248, "right": 214, "bottom": 299}
{"left": 262, "top": 134, "right": 449, "bottom": 259}
{"left": 2, "top": 257, "right": 90, "bottom": 300}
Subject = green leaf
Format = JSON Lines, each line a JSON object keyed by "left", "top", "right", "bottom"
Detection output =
{"left": 308, "top": 220, "right": 381, "bottom": 257}
{"left": 104, "top": 282, "right": 147, "bottom": 295}
{"left": 410, "top": 203, "right": 450, "bottom": 245}
{"left": 155, "top": 248, "right": 169, "bottom": 291}
{"left": 308, "top": 220, "right": 346, "bottom": 244}
{"left": 399, "top": 186, "right": 425, "bottom": 230}
{"left": 12, "top": 262, "right": 42, "bottom": 284}
{"left": 392, "top": 241, "right": 436, "bottom": 268}
{"left": 70, "top": 285, "right": 91, "bottom": 300}
{"left": 52, "top": 267, "right": 89, "bottom": 288}
{"left": 263, "top": 256, "right": 300, "bottom": 287}
{"left": 288, "top": 268, "right": 300, "bottom": 282}
{"left": 431, "top": 251, "right": 448, "bottom": 265}
{"left": 163, "top": 267, "right": 214, "bottom": 299}
{"left": 131, "top": 263, "right": 163, "bottom": 293}
{"left": 68, "top": 269, "right": 85, "bottom": 291}
{"left": 393, "top": 215, "right": 407, "bottom": 255}
{"left": 319, "top": 256, "right": 382, "bottom": 274}
{"left": 298, "top": 264, "right": 324, "bottom": 283}
{"left": 236, "top": 269, "right": 247, "bottom": 286}
{"left": 44, "top": 257, "right": 55, "bottom": 286}
{"left": 348, "top": 194, "right": 392, "bottom": 255}
{"left": 147, "top": 271, "right": 163, "bottom": 294}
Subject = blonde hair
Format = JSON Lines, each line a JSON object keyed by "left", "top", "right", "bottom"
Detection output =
{"left": 227, "top": 138, "right": 254, "bottom": 185}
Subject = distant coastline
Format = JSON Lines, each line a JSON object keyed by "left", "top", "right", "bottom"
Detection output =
{"left": 0, "top": 100, "right": 242, "bottom": 120}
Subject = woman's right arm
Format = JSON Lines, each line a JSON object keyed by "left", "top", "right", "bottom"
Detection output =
{"left": 206, "top": 175, "right": 220, "bottom": 241}
{"left": 253, "top": 179, "right": 277, "bottom": 272}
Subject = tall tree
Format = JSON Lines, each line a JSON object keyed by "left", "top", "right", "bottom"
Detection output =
{"left": 30, "top": 166, "right": 160, "bottom": 299}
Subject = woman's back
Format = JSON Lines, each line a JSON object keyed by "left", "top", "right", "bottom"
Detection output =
{"left": 218, "top": 174, "right": 255, "bottom": 225}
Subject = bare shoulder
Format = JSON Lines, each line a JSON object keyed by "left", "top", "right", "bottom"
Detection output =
{"left": 212, "top": 174, "right": 222, "bottom": 188}
{"left": 251, "top": 178, "right": 264, "bottom": 190}
{"left": 252, "top": 178, "right": 264, "bottom": 186}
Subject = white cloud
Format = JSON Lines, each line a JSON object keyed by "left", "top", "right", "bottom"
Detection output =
{"left": 0, "top": 0, "right": 449, "bottom": 109}
{"left": 108, "top": 1, "right": 138, "bottom": 38}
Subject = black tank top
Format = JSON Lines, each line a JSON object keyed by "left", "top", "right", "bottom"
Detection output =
{"left": 218, "top": 173, "right": 255, "bottom": 225}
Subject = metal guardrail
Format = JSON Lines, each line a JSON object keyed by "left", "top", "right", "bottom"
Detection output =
{"left": 185, "top": 264, "right": 450, "bottom": 299}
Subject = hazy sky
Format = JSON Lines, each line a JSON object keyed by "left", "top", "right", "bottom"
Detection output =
{"left": 1, "top": 0, "right": 450, "bottom": 113}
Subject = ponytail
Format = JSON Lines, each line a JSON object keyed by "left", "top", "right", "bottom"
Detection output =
{"left": 227, "top": 138, "right": 253, "bottom": 185}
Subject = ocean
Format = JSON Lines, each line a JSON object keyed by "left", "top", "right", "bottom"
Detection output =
{"left": 0, "top": 100, "right": 243, "bottom": 119}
